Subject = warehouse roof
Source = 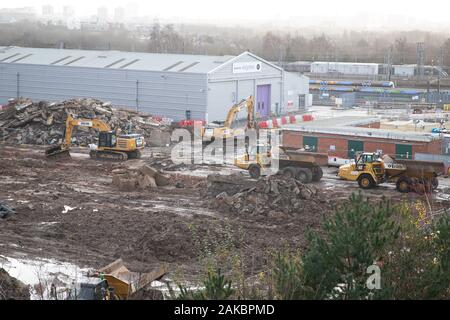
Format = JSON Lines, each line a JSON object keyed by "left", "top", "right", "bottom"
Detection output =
{"left": 283, "top": 117, "right": 440, "bottom": 142}
{"left": 0, "top": 46, "right": 235, "bottom": 73}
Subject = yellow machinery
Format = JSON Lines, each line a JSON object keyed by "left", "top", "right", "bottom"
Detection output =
{"left": 235, "top": 145, "right": 328, "bottom": 182}
{"left": 45, "top": 114, "right": 145, "bottom": 161}
{"left": 200, "top": 96, "right": 256, "bottom": 144}
{"left": 338, "top": 152, "right": 443, "bottom": 193}
{"left": 78, "top": 259, "right": 167, "bottom": 300}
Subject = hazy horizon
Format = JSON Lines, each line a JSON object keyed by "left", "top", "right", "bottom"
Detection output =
{"left": 2, "top": 0, "right": 450, "bottom": 31}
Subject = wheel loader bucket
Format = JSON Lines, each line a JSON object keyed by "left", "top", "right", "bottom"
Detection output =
{"left": 45, "top": 145, "right": 71, "bottom": 159}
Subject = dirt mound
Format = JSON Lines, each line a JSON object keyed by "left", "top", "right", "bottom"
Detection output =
{"left": 0, "top": 97, "right": 171, "bottom": 146}
{"left": 0, "top": 268, "right": 30, "bottom": 300}
{"left": 207, "top": 174, "right": 324, "bottom": 215}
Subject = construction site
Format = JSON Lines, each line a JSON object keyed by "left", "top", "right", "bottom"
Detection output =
{"left": 0, "top": 88, "right": 449, "bottom": 300}
{"left": 1, "top": 6, "right": 450, "bottom": 301}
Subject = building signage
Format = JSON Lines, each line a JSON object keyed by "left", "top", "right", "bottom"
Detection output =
{"left": 232, "top": 61, "right": 262, "bottom": 73}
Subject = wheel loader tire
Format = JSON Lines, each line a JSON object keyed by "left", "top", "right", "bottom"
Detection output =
{"left": 358, "top": 174, "right": 375, "bottom": 189}
{"left": 396, "top": 176, "right": 411, "bottom": 193}
{"left": 296, "top": 168, "right": 313, "bottom": 183}
{"left": 249, "top": 164, "right": 261, "bottom": 179}
{"left": 282, "top": 167, "right": 297, "bottom": 179}
{"left": 312, "top": 167, "right": 323, "bottom": 182}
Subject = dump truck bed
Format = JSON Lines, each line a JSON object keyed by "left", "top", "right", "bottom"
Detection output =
{"left": 279, "top": 147, "right": 329, "bottom": 166}
{"left": 383, "top": 155, "right": 445, "bottom": 178}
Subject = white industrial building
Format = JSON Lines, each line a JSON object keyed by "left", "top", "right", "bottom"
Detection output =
{"left": 311, "top": 62, "right": 379, "bottom": 76}
{"left": 393, "top": 64, "right": 415, "bottom": 77}
{"left": 0, "top": 46, "right": 310, "bottom": 121}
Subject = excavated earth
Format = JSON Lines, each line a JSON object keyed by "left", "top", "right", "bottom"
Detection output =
{"left": 0, "top": 144, "right": 449, "bottom": 284}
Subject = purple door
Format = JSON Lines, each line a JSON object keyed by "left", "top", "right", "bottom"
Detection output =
{"left": 256, "top": 84, "right": 271, "bottom": 119}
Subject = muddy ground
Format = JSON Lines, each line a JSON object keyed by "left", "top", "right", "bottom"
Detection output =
{"left": 1, "top": 144, "right": 449, "bottom": 285}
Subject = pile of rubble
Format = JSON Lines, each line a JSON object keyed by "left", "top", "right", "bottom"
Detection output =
{"left": 0, "top": 98, "right": 171, "bottom": 146}
{"left": 207, "top": 174, "right": 321, "bottom": 215}
{"left": 112, "top": 164, "right": 171, "bottom": 191}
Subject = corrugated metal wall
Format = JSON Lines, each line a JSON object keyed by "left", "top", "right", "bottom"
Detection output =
{"left": 284, "top": 72, "right": 309, "bottom": 111}
{"left": 207, "top": 53, "right": 283, "bottom": 122}
{"left": 0, "top": 63, "right": 207, "bottom": 120}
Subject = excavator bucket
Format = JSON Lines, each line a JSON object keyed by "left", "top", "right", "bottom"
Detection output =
{"left": 45, "top": 145, "right": 71, "bottom": 160}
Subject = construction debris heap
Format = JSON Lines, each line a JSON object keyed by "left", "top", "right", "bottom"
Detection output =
{"left": 0, "top": 98, "right": 171, "bottom": 146}
{"left": 207, "top": 174, "right": 323, "bottom": 215}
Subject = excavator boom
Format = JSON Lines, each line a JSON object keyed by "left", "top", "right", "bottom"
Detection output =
{"left": 46, "top": 114, "right": 112, "bottom": 159}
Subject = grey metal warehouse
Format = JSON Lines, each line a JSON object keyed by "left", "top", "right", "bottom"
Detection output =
{"left": 0, "top": 46, "right": 309, "bottom": 121}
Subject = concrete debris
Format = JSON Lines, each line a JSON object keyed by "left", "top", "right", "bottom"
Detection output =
{"left": 207, "top": 174, "right": 320, "bottom": 215}
{"left": 112, "top": 164, "right": 171, "bottom": 191}
{"left": 0, "top": 97, "right": 171, "bottom": 146}
{"left": 0, "top": 202, "right": 15, "bottom": 219}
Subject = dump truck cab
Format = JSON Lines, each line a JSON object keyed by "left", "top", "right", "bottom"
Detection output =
{"left": 234, "top": 144, "right": 272, "bottom": 178}
{"left": 338, "top": 152, "right": 385, "bottom": 189}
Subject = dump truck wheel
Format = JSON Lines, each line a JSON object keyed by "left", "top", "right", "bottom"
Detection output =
{"left": 249, "top": 164, "right": 261, "bottom": 179}
{"left": 312, "top": 167, "right": 323, "bottom": 182}
{"left": 396, "top": 177, "right": 411, "bottom": 193}
{"left": 296, "top": 168, "right": 313, "bottom": 183}
{"left": 358, "top": 174, "right": 375, "bottom": 189}
{"left": 282, "top": 167, "right": 297, "bottom": 179}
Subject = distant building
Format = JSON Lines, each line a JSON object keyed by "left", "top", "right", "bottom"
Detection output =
{"left": 42, "top": 5, "right": 54, "bottom": 17}
{"left": 393, "top": 64, "right": 415, "bottom": 77}
{"left": 0, "top": 7, "right": 37, "bottom": 23}
{"left": 63, "top": 6, "right": 75, "bottom": 20}
{"left": 114, "top": 7, "right": 125, "bottom": 23}
{"left": 311, "top": 62, "right": 379, "bottom": 76}
{"left": 97, "top": 7, "right": 109, "bottom": 23}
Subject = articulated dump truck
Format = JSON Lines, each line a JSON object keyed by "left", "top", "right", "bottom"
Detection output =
{"left": 235, "top": 145, "right": 329, "bottom": 183}
{"left": 338, "top": 152, "right": 445, "bottom": 193}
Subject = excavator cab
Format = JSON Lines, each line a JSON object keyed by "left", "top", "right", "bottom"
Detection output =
{"left": 98, "top": 131, "right": 117, "bottom": 148}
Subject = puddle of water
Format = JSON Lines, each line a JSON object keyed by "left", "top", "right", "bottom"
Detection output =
{"left": 0, "top": 255, "right": 92, "bottom": 300}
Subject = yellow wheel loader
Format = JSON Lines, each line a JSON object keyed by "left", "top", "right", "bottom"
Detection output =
{"left": 338, "top": 152, "right": 444, "bottom": 193}
{"left": 45, "top": 114, "right": 145, "bottom": 161}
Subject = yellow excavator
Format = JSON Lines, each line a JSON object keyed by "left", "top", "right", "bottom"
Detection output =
{"left": 200, "top": 96, "right": 256, "bottom": 144}
{"left": 45, "top": 114, "right": 145, "bottom": 161}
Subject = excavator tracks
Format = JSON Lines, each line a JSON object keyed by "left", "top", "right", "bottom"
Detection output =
{"left": 89, "top": 150, "right": 129, "bottom": 161}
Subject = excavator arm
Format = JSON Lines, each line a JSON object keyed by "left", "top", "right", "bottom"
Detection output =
{"left": 223, "top": 96, "right": 254, "bottom": 129}
{"left": 62, "top": 114, "right": 111, "bottom": 148}
{"left": 46, "top": 114, "right": 112, "bottom": 158}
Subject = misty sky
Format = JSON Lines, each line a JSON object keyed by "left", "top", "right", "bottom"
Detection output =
{"left": 3, "top": 0, "right": 450, "bottom": 23}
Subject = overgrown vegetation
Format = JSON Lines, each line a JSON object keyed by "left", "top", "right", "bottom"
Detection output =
{"left": 169, "top": 193, "right": 449, "bottom": 300}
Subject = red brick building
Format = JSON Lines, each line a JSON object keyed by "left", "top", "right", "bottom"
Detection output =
{"left": 281, "top": 119, "right": 442, "bottom": 160}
